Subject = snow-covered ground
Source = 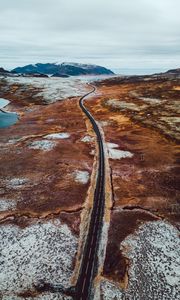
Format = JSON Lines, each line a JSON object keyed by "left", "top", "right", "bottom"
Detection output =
{"left": 81, "top": 135, "right": 94, "bottom": 143}
{"left": 28, "top": 133, "right": 71, "bottom": 151}
{"left": 0, "top": 199, "right": 17, "bottom": 212}
{"left": 28, "top": 140, "right": 56, "bottom": 151}
{"left": 101, "top": 221, "right": 180, "bottom": 300}
{"left": 106, "top": 142, "right": 133, "bottom": 160}
{"left": 6, "top": 177, "right": 29, "bottom": 189}
{"left": 44, "top": 132, "right": 70, "bottom": 139}
{"left": 3, "top": 76, "right": 88, "bottom": 103}
{"left": 0, "top": 219, "right": 77, "bottom": 297}
{"left": 73, "top": 170, "right": 90, "bottom": 184}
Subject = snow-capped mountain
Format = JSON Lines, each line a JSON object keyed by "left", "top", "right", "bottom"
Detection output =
{"left": 12, "top": 62, "right": 114, "bottom": 76}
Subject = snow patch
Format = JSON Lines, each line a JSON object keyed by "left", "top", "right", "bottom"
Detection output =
{"left": 0, "top": 199, "right": 16, "bottom": 212}
{"left": 108, "top": 149, "right": 133, "bottom": 160}
{"left": 107, "top": 142, "right": 133, "bottom": 160}
{"left": 90, "top": 149, "right": 95, "bottom": 156}
{"left": 81, "top": 135, "right": 94, "bottom": 143}
{"left": 6, "top": 178, "right": 29, "bottom": 189}
{"left": 8, "top": 138, "right": 21, "bottom": 144}
{"left": 101, "top": 221, "right": 179, "bottom": 300}
{"left": 122, "top": 221, "right": 179, "bottom": 299}
{"left": 73, "top": 170, "right": 89, "bottom": 184}
{"left": 4, "top": 77, "right": 88, "bottom": 103}
{"left": 0, "top": 220, "right": 77, "bottom": 296}
{"left": 29, "top": 140, "right": 56, "bottom": 151}
{"left": 106, "top": 142, "right": 119, "bottom": 149}
{"left": 44, "top": 132, "right": 70, "bottom": 139}
{"left": 101, "top": 280, "right": 123, "bottom": 299}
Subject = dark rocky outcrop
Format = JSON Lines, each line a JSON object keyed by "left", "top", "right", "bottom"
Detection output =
{"left": 51, "top": 73, "right": 70, "bottom": 78}
{"left": 23, "top": 73, "right": 49, "bottom": 78}
{"left": 0, "top": 67, "right": 10, "bottom": 74}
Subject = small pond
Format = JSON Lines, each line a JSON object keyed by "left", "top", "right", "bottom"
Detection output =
{"left": 0, "top": 98, "right": 18, "bottom": 128}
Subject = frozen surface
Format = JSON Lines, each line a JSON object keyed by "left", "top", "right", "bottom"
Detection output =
{"left": 4, "top": 77, "right": 88, "bottom": 103}
{"left": 101, "top": 221, "right": 180, "bottom": 300}
{"left": 28, "top": 140, "right": 56, "bottom": 151}
{"left": 0, "top": 219, "right": 77, "bottom": 296}
{"left": 44, "top": 132, "right": 70, "bottom": 139}
{"left": 107, "top": 142, "right": 133, "bottom": 160}
{"left": 73, "top": 170, "right": 89, "bottom": 184}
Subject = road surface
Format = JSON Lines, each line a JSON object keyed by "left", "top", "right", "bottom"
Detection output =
{"left": 75, "top": 86, "right": 105, "bottom": 299}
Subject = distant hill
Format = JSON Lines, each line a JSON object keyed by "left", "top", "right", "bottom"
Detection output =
{"left": 154, "top": 68, "right": 180, "bottom": 79}
{"left": 0, "top": 67, "right": 10, "bottom": 74}
{"left": 12, "top": 62, "right": 114, "bottom": 76}
{"left": 165, "top": 68, "right": 180, "bottom": 74}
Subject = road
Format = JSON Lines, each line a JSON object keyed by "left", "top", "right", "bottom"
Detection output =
{"left": 75, "top": 86, "right": 105, "bottom": 299}
{"left": 34, "top": 86, "right": 105, "bottom": 299}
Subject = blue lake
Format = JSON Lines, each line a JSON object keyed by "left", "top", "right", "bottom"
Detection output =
{"left": 0, "top": 98, "right": 18, "bottom": 129}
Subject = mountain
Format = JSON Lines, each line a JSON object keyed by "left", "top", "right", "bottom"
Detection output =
{"left": 0, "top": 67, "right": 10, "bottom": 74}
{"left": 165, "top": 68, "right": 180, "bottom": 74}
{"left": 0, "top": 67, "right": 19, "bottom": 77}
{"left": 153, "top": 68, "right": 180, "bottom": 79}
{"left": 12, "top": 62, "right": 114, "bottom": 76}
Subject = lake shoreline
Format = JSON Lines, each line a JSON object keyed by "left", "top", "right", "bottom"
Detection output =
{"left": 0, "top": 98, "right": 18, "bottom": 128}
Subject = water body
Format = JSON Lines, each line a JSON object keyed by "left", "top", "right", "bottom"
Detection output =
{"left": 0, "top": 98, "right": 9, "bottom": 109}
{"left": 0, "top": 98, "right": 18, "bottom": 128}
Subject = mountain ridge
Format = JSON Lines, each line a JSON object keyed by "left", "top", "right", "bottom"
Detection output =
{"left": 12, "top": 62, "right": 114, "bottom": 76}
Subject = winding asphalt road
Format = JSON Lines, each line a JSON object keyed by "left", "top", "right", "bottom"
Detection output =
{"left": 35, "top": 86, "right": 106, "bottom": 299}
{"left": 75, "top": 86, "right": 105, "bottom": 299}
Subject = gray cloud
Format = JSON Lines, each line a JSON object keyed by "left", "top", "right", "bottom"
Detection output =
{"left": 0, "top": 0, "right": 180, "bottom": 72}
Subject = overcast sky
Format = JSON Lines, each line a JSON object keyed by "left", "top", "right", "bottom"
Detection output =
{"left": 0, "top": 0, "right": 180, "bottom": 72}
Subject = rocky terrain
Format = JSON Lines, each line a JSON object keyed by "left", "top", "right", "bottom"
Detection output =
{"left": 85, "top": 72, "right": 180, "bottom": 299}
{"left": 0, "top": 69, "right": 179, "bottom": 299}
{"left": 0, "top": 75, "right": 96, "bottom": 299}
